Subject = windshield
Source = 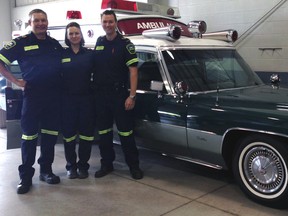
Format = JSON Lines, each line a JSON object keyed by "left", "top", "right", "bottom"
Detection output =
{"left": 162, "top": 49, "right": 263, "bottom": 92}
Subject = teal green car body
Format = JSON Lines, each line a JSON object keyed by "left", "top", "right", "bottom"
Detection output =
{"left": 132, "top": 44, "right": 288, "bottom": 208}
{"left": 134, "top": 84, "right": 288, "bottom": 167}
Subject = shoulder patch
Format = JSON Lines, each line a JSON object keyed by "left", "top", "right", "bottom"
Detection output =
{"left": 126, "top": 43, "right": 136, "bottom": 54}
{"left": 3, "top": 40, "right": 16, "bottom": 50}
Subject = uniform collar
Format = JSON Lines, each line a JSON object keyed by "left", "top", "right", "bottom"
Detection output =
{"left": 30, "top": 31, "right": 49, "bottom": 41}
{"left": 104, "top": 32, "right": 122, "bottom": 42}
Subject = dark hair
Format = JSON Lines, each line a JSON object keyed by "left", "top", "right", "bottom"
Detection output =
{"left": 29, "top": 9, "right": 47, "bottom": 20}
{"left": 64, "top": 22, "right": 85, "bottom": 47}
{"left": 101, "top": 10, "right": 117, "bottom": 22}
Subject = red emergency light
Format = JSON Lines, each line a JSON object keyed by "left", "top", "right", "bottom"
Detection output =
{"left": 66, "top": 10, "right": 82, "bottom": 19}
{"left": 101, "top": 0, "right": 137, "bottom": 12}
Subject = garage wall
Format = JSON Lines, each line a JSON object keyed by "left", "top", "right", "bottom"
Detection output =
{"left": 15, "top": 0, "right": 149, "bottom": 6}
{"left": 175, "top": 0, "right": 288, "bottom": 75}
{"left": 15, "top": 0, "right": 57, "bottom": 6}
{"left": 177, "top": 0, "right": 283, "bottom": 35}
{"left": 15, "top": 0, "right": 178, "bottom": 7}
{"left": 0, "top": 0, "right": 12, "bottom": 47}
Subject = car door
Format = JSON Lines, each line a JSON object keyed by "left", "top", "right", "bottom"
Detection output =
{"left": 161, "top": 48, "right": 225, "bottom": 166}
{"left": 134, "top": 51, "right": 189, "bottom": 156}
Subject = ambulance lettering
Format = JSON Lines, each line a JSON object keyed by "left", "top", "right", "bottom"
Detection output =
{"left": 137, "top": 22, "right": 166, "bottom": 30}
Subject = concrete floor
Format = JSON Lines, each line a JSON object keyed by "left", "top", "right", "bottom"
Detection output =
{"left": 0, "top": 128, "right": 288, "bottom": 216}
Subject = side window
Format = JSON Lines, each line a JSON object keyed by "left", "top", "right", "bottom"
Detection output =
{"left": 136, "top": 52, "right": 163, "bottom": 91}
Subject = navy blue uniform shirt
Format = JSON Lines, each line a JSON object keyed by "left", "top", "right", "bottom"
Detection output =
{"left": 62, "top": 47, "right": 95, "bottom": 95}
{"left": 93, "top": 32, "right": 138, "bottom": 87}
{"left": 0, "top": 32, "right": 63, "bottom": 91}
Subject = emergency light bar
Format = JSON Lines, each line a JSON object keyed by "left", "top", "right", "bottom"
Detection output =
{"left": 101, "top": 0, "right": 136, "bottom": 11}
{"left": 142, "top": 25, "right": 181, "bottom": 41}
{"left": 66, "top": 10, "right": 82, "bottom": 19}
{"left": 101, "top": 0, "right": 180, "bottom": 18}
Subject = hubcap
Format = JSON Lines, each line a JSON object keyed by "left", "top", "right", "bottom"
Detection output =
{"left": 244, "top": 146, "right": 284, "bottom": 194}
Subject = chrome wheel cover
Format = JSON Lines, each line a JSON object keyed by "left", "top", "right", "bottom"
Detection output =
{"left": 243, "top": 146, "right": 284, "bottom": 194}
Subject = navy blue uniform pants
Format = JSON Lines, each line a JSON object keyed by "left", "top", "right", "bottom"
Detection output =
{"left": 94, "top": 89, "right": 139, "bottom": 169}
{"left": 18, "top": 90, "right": 61, "bottom": 181}
{"left": 62, "top": 94, "right": 94, "bottom": 171}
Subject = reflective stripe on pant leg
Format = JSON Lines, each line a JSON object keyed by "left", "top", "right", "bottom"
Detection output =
{"left": 38, "top": 128, "right": 59, "bottom": 173}
{"left": 98, "top": 128, "right": 115, "bottom": 166}
{"left": 41, "top": 129, "right": 59, "bottom": 136}
{"left": 63, "top": 134, "right": 77, "bottom": 170}
{"left": 63, "top": 135, "right": 77, "bottom": 143}
{"left": 22, "top": 133, "right": 38, "bottom": 140}
{"left": 118, "top": 130, "right": 133, "bottom": 137}
{"left": 19, "top": 133, "right": 38, "bottom": 180}
{"left": 78, "top": 134, "right": 94, "bottom": 170}
{"left": 118, "top": 130, "right": 139, "bottom": 168}
{"left": 98, "top": 128, "right": 113, "bottom": 135}
{"left": 79, "top": 134, "right": 94, "bottom": 141}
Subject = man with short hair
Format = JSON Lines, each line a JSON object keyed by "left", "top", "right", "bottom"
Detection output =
{"left": 93, "top": 10, "right": 143, "bottom": 180}
{"left": 0, "top": 9, "right": 63, "bottom": 194}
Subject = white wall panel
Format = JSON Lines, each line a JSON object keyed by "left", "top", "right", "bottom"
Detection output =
{"left": 15, "top": 0, "right": 57, "bottom": 6}
{"left": 177, "top": 0, "right": 282, "bottom": 35}
{"left": 0, "top": 0, "right": 12, "bottom": 46}
{"left": 176, "top": 0, "right": 288, "bottom": 73}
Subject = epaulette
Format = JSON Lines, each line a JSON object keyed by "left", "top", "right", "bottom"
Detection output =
{"left": 14, "top": 34, "right": 29, "bottom": 41}
{"left": 122, "top": 37, "right": 131, "bottom": 44}
{"left": 20, "top": 34, "right": 28, "bottom": 39}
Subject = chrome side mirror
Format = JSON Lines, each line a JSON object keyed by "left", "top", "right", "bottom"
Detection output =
{"left": 174, "top": 81, "right": 188, "bottom": 95}
{"left": 270, "top": 74, "right": 280, "bottom": 88}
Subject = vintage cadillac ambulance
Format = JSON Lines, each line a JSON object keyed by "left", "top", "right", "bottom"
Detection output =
{"left": 4, "top": 0, "right": 288, "bottom": 208}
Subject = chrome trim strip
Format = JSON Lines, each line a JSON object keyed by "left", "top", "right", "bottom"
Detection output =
{"left": 187, "top": 85, "right": 266, "bottom": 95}
{"left": 223, "top": 127, "right": 288, "bottom": 140}
{"left": 161, "top": 153, "right": 223, "bottom": 170}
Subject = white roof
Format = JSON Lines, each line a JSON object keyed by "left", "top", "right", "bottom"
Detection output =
{"left": 128, "top": 35, "right": 236, "bottom": 49}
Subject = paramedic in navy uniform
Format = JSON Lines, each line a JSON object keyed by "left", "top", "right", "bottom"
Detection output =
{"left": 0, "top": 9, "right": 63, "bottom": 194}
{"left": 93, "top": 10, "right": 143, "bottom": 180}
{"left": 61, "top": 22, "right": 95, "bottom": 179}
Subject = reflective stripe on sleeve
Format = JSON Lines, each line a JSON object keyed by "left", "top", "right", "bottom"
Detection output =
{"left": 0, "top": 54, "right": 11, "bottom": 65}
{"left": 126, "top": 58, "right": 138, "bottom": 66}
